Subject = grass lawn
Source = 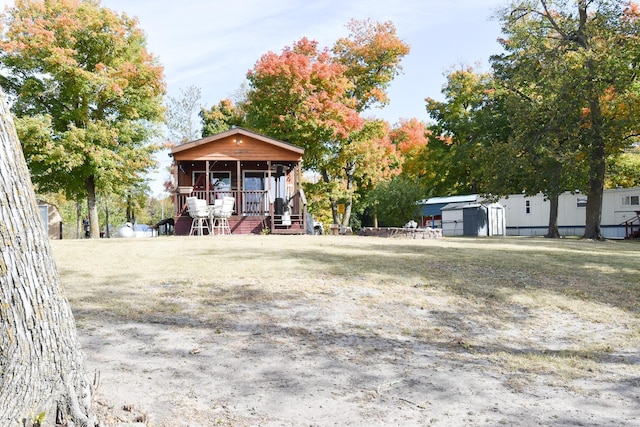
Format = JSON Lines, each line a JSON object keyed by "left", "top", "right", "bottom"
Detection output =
{"left": 51, "top": 235, "right": 640, "bottom": 426}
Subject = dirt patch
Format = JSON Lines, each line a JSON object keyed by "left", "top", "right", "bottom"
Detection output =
{"left": 52, "top": 236, "right": 640, "bottom": 426}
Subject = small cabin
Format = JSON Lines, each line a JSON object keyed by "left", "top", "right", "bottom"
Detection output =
{"left": 170, "top": 128, "right": 307, "bottom": 235}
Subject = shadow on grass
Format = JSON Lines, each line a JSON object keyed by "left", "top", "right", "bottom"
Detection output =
{"left": 71, "top": 279, "right": 640, "bottom": 426}
{"left": 207, "top": 239, "right": 640, "bottom": 314}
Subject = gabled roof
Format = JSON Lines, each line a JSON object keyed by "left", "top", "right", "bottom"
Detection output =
{"left": 417, "top": 194, "right": 480, "bottom": 205}
{"left": 171, "top": 127, "right": 304, "bottom": 155}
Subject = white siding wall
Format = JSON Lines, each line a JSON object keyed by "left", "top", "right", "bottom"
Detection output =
{"left": 498, "top": 187, "right": 640, "bottom": 238}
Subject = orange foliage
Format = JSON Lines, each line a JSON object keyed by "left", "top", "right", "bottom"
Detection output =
{"left": 248, "top": 37, "right": 363, "bottom": 139}
{"left": 355, "top": 120, "right": 400, "bottom": 187}
{"left": 625, "top": 2, "right": 640, "bottom": 19}
{"left": 390, "top": 118, "right": 430, "bottom": 154}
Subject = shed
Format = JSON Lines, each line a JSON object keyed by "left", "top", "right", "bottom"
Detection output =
{"left": 441, "top": 201, "right": 506, "bottom": 237}
{"left": 38, "top": 200, "right": 63, "bottom": 239}
{"left": 417, "top": 194, "right": 479, "bottom": 228}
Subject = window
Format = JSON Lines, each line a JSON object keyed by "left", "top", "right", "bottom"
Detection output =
{"left": 622, "top": 195, "right": 639, "bottom": 206}
{"left": 192, "top": 171, "right": 230, "bottom": 190}
{"left": 525, "top": 200, "right": 531, "bottom": 214}
{"left": 211, "top": 172, "right": 231, "bottom": 189}
{"left": 576, "top": 197, "right": 587, "bottom": 208}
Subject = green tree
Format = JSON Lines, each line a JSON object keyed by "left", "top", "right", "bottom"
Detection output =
{"left": 488, "top": 67, "right": 588, "bottom": 237}
{"left": 425, "top": 67, "right": 509, "bottom": 196}
{"left": 366, "top": 175, "right": 425, "bottom": 227}
{"left": 606, "top": 145, "right": 640, "bottom": 188}
{"left": 0, "top": 0, "right": 165, "bottom": 238}
{"left": 200, "top": 98, "right": 245, "bottom": 137}
{"left": 492, "top": 0, "right": 640, "bottom": 239}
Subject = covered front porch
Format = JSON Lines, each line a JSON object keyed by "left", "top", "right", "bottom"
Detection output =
{"left": 170, "top": 128, "right": 307, "bottom": 235}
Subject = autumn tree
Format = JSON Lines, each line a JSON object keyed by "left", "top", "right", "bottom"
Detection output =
{"left": 493, "top": 0, "right": 640, "bottom": 239}
{"left": 359, "top": 118, "right": 428, "bottom": 228}
{"left": 390, "top": 118, "right": 430, "bottom": 179}
{"left": 0, "top": 0, "right": 165, "bottom": 238}
{"left": 0, "top": 89, "right": 96, "bottom": 426}
{"left": 333, "top": 19, "right": 410, "bottom": 112}
{"left": 243, "top": 20, "right": 409, "bottom": 226}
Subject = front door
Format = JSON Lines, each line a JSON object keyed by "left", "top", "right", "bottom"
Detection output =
{"left": 243, "top": 172, "right": 266, "bottom": 215}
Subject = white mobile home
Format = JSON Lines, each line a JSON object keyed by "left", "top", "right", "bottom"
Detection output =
{"left": 497, "top": 186, "right": 640, "bottom": 239}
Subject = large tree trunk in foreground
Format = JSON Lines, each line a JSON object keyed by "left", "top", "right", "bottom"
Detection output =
{"left": 0, "top": 90, "right": 96, "bottom": 426}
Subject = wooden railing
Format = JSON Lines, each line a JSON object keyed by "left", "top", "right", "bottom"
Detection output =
{"left": 269, "top": 188, "right": 307, "bottom": 233}
{"left": 175, "top": 189, "right": 307, "bottom": 221}
{"left": 176, "top": 190, "right": 268, "bottom": 216}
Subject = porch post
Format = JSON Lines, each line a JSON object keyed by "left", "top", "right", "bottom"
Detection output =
{"left": 267, "top": 161, "right": 272, "bottom": 197}
{"left": 173, "top": 160, "right": 179, "bottom": 216}
{"left": 205, "top": 160, "right": 210, "bottom": 202}
{"left": 236, "top": 160, "right": 241, "bottom": 213}
{"left": 267, "top": 161, "right": 273, "bottom": 230}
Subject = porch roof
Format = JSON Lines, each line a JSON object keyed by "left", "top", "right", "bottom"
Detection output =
{"left": 171, "top": 127, "right": 304, "bottom": 162}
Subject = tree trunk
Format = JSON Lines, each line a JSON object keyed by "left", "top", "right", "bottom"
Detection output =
{"left": 85, "top": 175, "right": 100, "bottom": 238}
{"left": 76, "top": 201, "right": 83, "bottom": 239}
{"left": 545, "top": 164, "right": 561, "bottom": 238}
{"left": 0, "top": 90, "right": 96, "bottom": 426}
{"left": 545, "top": 192, "right": 560, "bottom": 238}
{"left": 583, "top": 143, "right": 605, "bottom": 240}
{"left": 583, "top": 90, "right": 605, "bottom": 240}
{"left": 105, "top": 203, "right": 111, "bottom": 238}
{"left": 341, "top": 161, "right": 355, "bottom": 227}
{"left": 126, "top": 193, "right": 134, "bottom": 223}
{"left": 321, "top": 169, "right": 341, "bottom": 224}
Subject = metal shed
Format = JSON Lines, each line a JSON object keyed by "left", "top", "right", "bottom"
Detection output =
{"left": 417, "top": 194, "right": 479, "bottom": 228}
{"left": 441, "top": 202, "right": 506, "bottom": 237}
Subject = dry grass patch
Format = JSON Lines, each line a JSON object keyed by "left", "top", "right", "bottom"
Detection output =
{"left": 51, "top": 235, "right": 640, "bottom": 425}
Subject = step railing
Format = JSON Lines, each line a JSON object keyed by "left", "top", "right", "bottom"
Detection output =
{"left": 621, "top": 211, "right": 640, "bottom": 239}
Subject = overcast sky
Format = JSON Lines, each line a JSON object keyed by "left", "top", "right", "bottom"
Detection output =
{"left": 0, "top": 0, "right": 508, "bottom": 196}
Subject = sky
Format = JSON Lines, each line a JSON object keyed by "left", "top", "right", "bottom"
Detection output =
{"left": 0, "top": 0, "right": 508, "bottom": 196}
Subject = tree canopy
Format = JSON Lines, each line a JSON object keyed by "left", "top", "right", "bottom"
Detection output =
{"left": 422, "top": 1, "right": 640, "bottom": 238}
{"left": 0, "top": 0, "right": 165, "bottom": 237}
{"left": 242, "top": 20, "right": 409, "bottom": 226}
{"left": 491, "top": 0, "right": 640, "bottom": 239}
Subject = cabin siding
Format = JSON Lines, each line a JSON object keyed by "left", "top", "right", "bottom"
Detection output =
{"left": 173, "top": 136, "right": 302, "bottom": 162}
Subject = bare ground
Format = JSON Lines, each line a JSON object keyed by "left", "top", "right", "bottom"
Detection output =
{"left": 51, "top": 235, "right": 640, "bottom": 426}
